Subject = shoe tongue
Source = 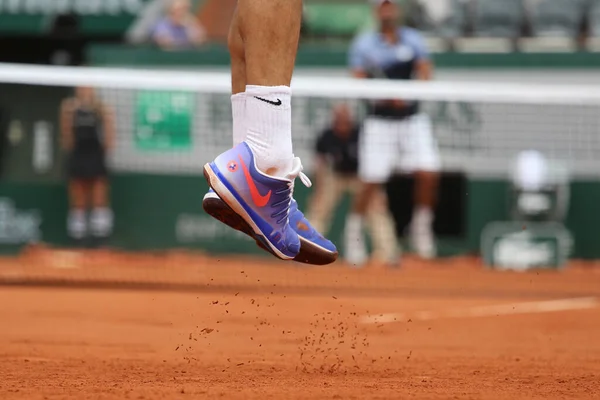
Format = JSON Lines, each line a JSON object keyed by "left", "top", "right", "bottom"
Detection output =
{"left": 285, "top": 157, "right": 312, "bottom": 188}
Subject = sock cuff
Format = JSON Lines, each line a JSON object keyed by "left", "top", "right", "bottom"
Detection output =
{"left": 69, "top": 209, "right": 86, "bottom": 218}
{"left": 246, "top": 87, "right": 291, "bottom": 110}
{"left": 246, "top": 85, "right": 292, "bottom": 96}
{"left": 92, "top": 206, "right": 112, "bottom": 214}
{"left": 231, "top": 92, "right": 246, "bottom": 102}
{"left": 414, "top": 206, "right": 433, "bottom": 224}
{"left": 346, "top": 213, "right": 363, "bottom": 229}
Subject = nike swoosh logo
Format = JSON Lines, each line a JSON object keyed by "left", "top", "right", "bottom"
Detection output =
{"left": 296, "top": 221, "right": 310, "bottom": 232}
{"left": 254, "top": 96, "right": 282, "bottom": 106}
{"left": 239, "top": 155, "right": 272, "bottom": 207}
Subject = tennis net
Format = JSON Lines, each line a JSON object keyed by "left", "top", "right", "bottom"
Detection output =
{"left": 0, "top": 63, "right": 599, "bottom": 288}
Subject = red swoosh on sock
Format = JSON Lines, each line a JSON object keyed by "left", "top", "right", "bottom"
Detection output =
{"left": 239, "top": 155, "right": 271, "bottom": 207}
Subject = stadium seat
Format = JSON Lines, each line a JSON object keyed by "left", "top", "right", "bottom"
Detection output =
{"left": 590, "top": 0, "right": 600, "bottom": 34}
{"left": 404, "top": 0, "right": 435, "bottom": 32}
{"left": 303, "top": 3, "right": 373, "bottom": 38}
{"left": 527, "top": 0, "right": 587, "bottom": 38}
{"left": 518, "top": 36, "right": 577, "bottom": 52}
{"left": 472, "top": 0, "right": 525, "bottom": 38}
{"left": 391, "top": 0, "right": 467, "bottom": 52}
{"left": 452, "top": 0, "right": 524, "bottom": 53}
{"left": 586, "top": 0, "right": 600, "bottom": 51}
{"left": 519, "top": 0, "right": 586, "bottom": 52}
{"left": 453, "top": 37, "right": 514, "bottom": 53}
{"left": 435, "top": 0, "right": 470, "bottom": 39}
{"left": 405, "top": 0, "right": 457, "bottom": 51}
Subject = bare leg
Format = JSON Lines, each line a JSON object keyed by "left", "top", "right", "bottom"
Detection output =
{"left": 228, "top": 7, "right": 246, "bottom": 95}
{"left": 414, "top": 170, "right": 438, "bottom": 210}
{"left": 352, "top": 181, "right": 379, "bottom": 215}
{"left": 237, "top": 0, "right": 303, "bottom": 87}
{"left": 228, "top": 8, "right": 248, "bottom": 146}
{"left": 225, "top": 0, "right": 304, "bottom": 177}
{"left": 344, "top": 181, "right": 379, "bottom": 266}
{"left": 366, "top": 188, "right": 398, "bottom": 264}
{"left": 306, "top": 171, "right": 344, "bottom": 236}
{"left": 69, "top": 180, "right": 88, "bottom": 209}
{"left": 348, "top": 181, "right": 399, "bottom": 265}
{"left": 91, "top": 178, "right": 110, "bottom": 208}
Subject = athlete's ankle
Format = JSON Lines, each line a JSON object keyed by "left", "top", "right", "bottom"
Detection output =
{"left": 244, "top": 85, "right": 293, "bottom": 177}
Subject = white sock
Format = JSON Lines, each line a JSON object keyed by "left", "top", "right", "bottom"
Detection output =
{"left": 244, "top": 85, "right": 293, "bottom": 177}
{"left": 344, "top": 213, "right": 368, "bottom": 266}
{"left": 90, "top": 207, "right": 114, "bottom": 238}
{"left": 346, "top": 213, "right": 364, "bottom": 234}
{"left": 412, "top": 206, "right": 433, "bottom": 229}
{"left": 231, "top": 92, "right": 246, "bottom": 146}
{"left": 67, "top": 209, "right": 87, "bottom": 239}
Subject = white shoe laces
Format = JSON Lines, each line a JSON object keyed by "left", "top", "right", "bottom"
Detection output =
{"left": 282, "top": 157, "right": 312, "bottom": 221}
{"left": 285, "top": 157, "right": 312, "bottom": 189}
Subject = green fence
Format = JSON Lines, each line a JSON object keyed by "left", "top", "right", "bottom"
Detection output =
{"left": 1, "top": 175, "right": 599, "bottom": 258}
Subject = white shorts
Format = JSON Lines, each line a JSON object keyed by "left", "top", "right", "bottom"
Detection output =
{"left": 359, "top": 114, "right": 441, "bottom": 183}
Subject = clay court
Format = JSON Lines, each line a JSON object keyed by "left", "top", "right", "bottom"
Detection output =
{"left": 1, "top": 249, "right": 600, "bottom": 399}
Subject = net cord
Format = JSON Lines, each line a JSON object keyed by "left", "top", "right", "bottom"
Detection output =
{"left": 0, "top": 62, "right": 599, "bottom": 106}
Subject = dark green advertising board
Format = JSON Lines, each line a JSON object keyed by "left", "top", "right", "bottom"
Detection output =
{"left": 0, "top": 0, "right": 151, "bottom": 36}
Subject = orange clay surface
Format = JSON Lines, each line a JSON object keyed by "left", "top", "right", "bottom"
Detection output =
{"left": 1, "top": 248, "right": 600, "bottom": 399}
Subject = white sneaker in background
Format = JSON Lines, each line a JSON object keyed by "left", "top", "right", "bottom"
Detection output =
{"left": 410, "top": 207, "right": 437, "bottom": 259}
{"left": 410, "top": 220, "right": 437, "bottom": 260}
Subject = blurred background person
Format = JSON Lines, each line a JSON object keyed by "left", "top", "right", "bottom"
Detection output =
{"left": 60, "top": 87, "right": 115, "bottom": 246}
{"left": 307, "top": 103, "right": 398, "bottom": 267}
{"left": 345, "top": 0, "right": 441, "bottom": 265}
{"left": 151, "top": 0, "right": 207, "bottom": 50}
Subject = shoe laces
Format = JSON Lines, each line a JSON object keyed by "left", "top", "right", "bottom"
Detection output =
{"left": 272, "top": 157, "right": 312, "bottom": 225}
